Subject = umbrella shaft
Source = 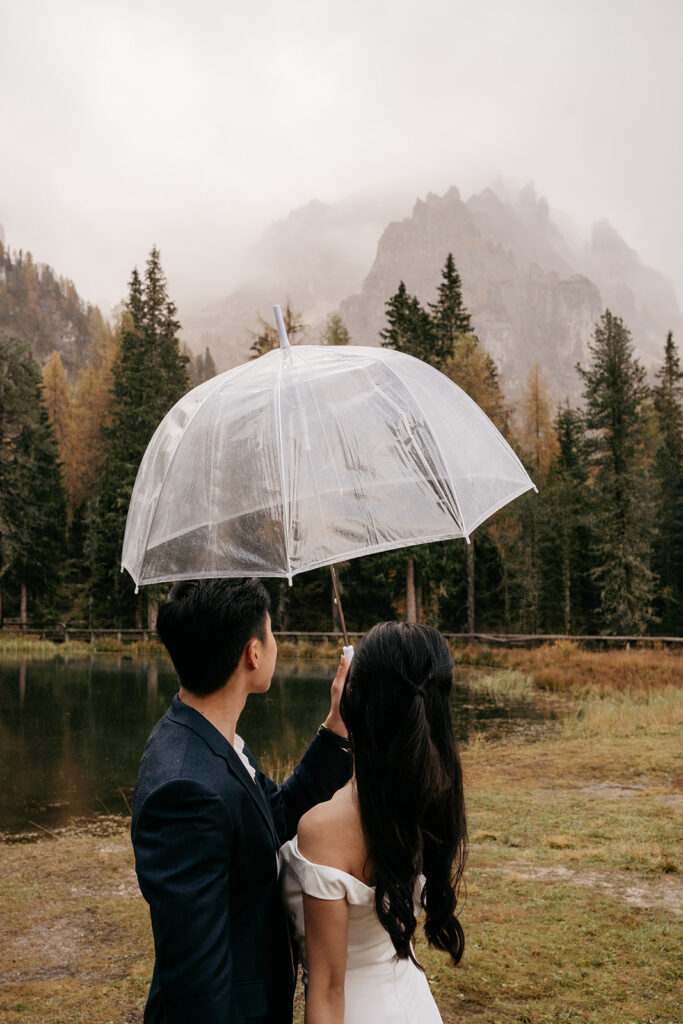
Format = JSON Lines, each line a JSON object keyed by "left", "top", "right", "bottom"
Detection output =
{"left": 329, "top": 564, "right": 349, "bottom": 648}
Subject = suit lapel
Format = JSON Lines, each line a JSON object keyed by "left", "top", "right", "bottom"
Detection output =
{"left": 167, "top": 696, "right": 279, "bottom": 846}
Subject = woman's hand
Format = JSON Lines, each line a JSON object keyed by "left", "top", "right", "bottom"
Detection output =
{"left": 322, "top": 654, "right": 350, "bottom": 738}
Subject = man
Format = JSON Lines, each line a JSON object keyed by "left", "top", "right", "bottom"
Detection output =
{"left": 132, "top": 578, "right": 353, "bottom": 1023}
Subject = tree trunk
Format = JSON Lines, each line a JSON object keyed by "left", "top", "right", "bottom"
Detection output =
{"left": 502, "top": 563, "right": 510, "bottom": 631}
{"left": 415, "top": 563, "right": 423, "bottom": 624}
{"left": 278, "top": 581, "right": 289, "bottom": 632}
{"left": 135, "top": 593, "right": 142, "bottom": 630}
{"left": 467, "top": 542, "right": 475, "bottom": 634}
{"left": 148, "top": 598, "right": 159, "bottom": 634}
{"left": 20, "top": 582, "right": 27, "bottom": 628}
{"left": 406, "top": 558, "right": 417, "bottom": 623}
{"left": 562, "top": 539, "right": 572, "bottom": 635}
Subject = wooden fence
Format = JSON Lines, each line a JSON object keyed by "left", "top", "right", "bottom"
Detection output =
{"left": 0, "top": 622, "right": 681, "bottom": 648}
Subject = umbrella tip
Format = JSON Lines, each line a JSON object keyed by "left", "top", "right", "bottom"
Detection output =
{"left": 273, "top": 305, "right": 291, "bottom": 349}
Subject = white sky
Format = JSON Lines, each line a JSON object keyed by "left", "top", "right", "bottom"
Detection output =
{"left": 1, "top": 0, "right": 681, "bottom": 314}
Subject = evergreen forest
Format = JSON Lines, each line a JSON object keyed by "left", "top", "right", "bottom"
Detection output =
{"left": 1, "top": 247, "right": 681, "bottom": 636}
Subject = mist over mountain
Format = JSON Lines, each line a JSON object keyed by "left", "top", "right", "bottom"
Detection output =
{"left": 184, "top": 183, "right": 682, "bottom": 400}
{"left": 179, "top": 192, "right": 406, "bottom": 366}
{"left": 5, "top": 173, "right": 679, "bottom": 406}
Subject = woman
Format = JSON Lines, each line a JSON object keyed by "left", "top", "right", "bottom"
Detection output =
{"left": 280, "top": 621, "right": 468, "bottom": 1024}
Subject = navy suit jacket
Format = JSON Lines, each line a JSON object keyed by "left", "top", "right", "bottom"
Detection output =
{"left": 132, "top": 695, "right": 352, "bottom": 1023}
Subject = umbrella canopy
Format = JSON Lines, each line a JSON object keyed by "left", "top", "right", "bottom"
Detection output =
{"left": 122, "top": 329, "right": 535, "bottom": 589}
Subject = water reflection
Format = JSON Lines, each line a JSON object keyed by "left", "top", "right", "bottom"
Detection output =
{"left": 0, "top": 657, "right": 553, "bottom": 834}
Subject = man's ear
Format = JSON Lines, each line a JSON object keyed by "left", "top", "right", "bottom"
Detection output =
{"left": 245, "top": 637, "right": 260, "bottom": 670}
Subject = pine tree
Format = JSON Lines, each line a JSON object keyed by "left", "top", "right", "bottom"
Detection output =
{"left": 321, "top": 313, "right": 351, "bottom": 346}
{"left": 526, "top": 366, "right": 559, "bottom": 631}
{"left": 42, "top": 350, "right": 75, "bottom": 512}
{"left": 506, "top": 365, "right": 557, "bottom": 632}
{"left": 0, "top": 338, "right": 66, "bottom": 623}
{"left": 519, "top": 363, "right": 559, "bottom": 475}
{"left": 202, "top": 346, "right": 217, "bottom": 380}
{"left": 577, "top": 310, "right": 656, "bottom": 634}
{"left": 187, "top": 345, "right": 218, "bottom": 386}
{"left": 90, "top": 250, "right": 190, "bottom": 626}
{"left": 429, "top": 253, "right": 472, "bottom": 365}
{"left": 380, "top": 282, "right": 438, "bottom": 365}
{"left": 69, "top": 314, "right": 117, "bottom": 508}
{"left": 541, "top": 404, "right": 594, "bottom": 632}
{"left": 652, "top": 331, "right": 683, "bottom": 632}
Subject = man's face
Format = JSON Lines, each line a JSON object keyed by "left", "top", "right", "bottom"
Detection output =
{"left": 249, "top": 612, "right": 278, "bottom": 694}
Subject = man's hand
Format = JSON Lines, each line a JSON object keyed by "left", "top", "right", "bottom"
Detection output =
{"left": 322, "top": 654, "right": 350, "bottom": 738}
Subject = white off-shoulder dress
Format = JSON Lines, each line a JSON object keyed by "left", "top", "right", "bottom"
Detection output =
{"left": 280, "top": 836, "right": 442, "bottom": 1023}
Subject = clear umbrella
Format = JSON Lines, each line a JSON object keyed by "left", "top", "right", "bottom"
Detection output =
{"left": 122, "top": 306, "right": 535, "bottom": 599}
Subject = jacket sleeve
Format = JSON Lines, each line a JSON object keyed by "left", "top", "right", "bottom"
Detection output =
{"left": 132, "top": 778, "right": 243, "bottom": 1024}
{"left": 252, "top": 731, "right": 353, "bottom": 845}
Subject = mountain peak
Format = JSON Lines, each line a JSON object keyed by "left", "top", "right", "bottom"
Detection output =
{"left": 338, "top": 183, "right": 680, "bottom": 398}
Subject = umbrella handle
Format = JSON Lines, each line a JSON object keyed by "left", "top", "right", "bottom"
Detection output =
{"left": 329, "top": 564, "right": 349, "bottom": 648}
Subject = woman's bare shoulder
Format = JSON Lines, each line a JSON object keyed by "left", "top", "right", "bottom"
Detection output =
{"left": 297, "top": 783, "right": 365, "bottom": 875}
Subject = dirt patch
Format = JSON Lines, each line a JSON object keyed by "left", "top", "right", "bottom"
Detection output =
{"left": 1, "top": 911, "right": 98, "bottom": 984}
{"left": 577, "top": 779, "right": 683, "bottom": 808}
{"left": 488, "top": 860, "right": 683, "bottom": 916}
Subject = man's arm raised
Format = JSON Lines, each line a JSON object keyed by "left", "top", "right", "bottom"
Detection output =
{"left": 254, "top": 655, "right": 353, "bottom": 842}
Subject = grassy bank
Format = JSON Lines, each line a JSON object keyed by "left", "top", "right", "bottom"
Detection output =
{"left": 0, "top": 633, "right": 170, "bottom": 661}
{"left": 0, "top": 632, "right": 343, "bottom": 662}
{"left": 452, "top": 641, "right": 683, "bottom": 696}
{"left": 4, "top": 632, "right": 681, "bottom": 676}
{"left": 1, "top": 672, "right": 680, "bottom": 1024}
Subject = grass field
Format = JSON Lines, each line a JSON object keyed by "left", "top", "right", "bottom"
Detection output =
{"left": 0, "top": 647, "right": 680, "bottom": 1024}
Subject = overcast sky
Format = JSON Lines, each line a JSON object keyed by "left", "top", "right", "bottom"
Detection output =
{"left": 1, "top": 0, "right": 681, "bottom": 314}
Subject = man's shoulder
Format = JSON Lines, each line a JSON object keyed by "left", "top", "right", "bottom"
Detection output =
{"left": 134, "top": 707, "right": 233, "bottom": 804}
{"left": 132, "top": 714, "right": 239, "bottom": 839}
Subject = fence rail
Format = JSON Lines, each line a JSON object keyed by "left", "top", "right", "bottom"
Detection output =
{"left": 0, "top": 622, "right": 681, "bottom": 647}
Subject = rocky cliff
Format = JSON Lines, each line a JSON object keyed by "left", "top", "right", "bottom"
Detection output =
{"left": 339, "top": 184, "right": 680, "bottom": 399}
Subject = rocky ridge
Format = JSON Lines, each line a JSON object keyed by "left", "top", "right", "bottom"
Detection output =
{"left": 339, "top": 183, "right": 681, "bottom": 399}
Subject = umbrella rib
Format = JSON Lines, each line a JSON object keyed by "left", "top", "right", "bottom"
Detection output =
{"left": 275, "top": 351, "right": 293, "bottom": 582}
{"left": 378, "top": 361, "right": 469, "bottom": 539}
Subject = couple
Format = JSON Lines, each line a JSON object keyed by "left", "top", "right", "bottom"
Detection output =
{"left": 132, "top": 578, "right": 467, "bottom": 1023}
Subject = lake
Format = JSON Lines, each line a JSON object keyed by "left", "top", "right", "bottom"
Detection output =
{"left": 0, "top": 656, "right": 555, "bottom": 834}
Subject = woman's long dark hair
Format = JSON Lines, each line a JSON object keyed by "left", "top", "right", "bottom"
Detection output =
{"left": 339, "top": 621, "right": 467, "bottom": 967}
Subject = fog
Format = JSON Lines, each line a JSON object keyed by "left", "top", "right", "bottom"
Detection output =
{"left": 1, "top": 0, "right": 681, "bottom": 315}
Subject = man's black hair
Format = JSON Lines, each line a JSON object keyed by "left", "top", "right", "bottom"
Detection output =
{"left": 157, "top": 578, "right": 271, "bottom": 696}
